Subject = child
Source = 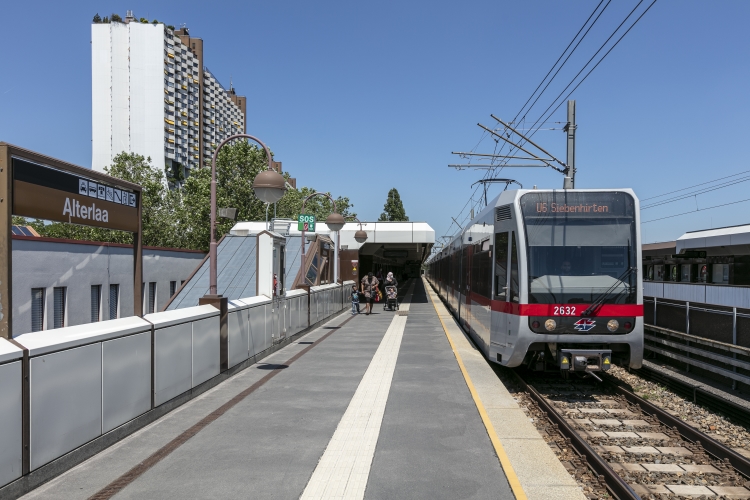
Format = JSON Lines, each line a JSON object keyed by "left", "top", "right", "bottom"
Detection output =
{"left": 351, "top": 285, "right": 360, "bottom": 315}
{"left": 387, "top": 287, "right": 397, "bottom": 300}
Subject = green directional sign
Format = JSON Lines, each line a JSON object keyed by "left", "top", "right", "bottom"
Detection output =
{"left": 298, "top": 214, "right": 316, "bottom": 231}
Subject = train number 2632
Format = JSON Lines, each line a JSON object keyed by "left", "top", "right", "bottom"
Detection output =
{"left": 553, "top": 306, "right": 577, "bottom": 316}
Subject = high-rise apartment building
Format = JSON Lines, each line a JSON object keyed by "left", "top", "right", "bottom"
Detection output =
{"left": 92, "top": 12, "right": 246, "bottom": 178}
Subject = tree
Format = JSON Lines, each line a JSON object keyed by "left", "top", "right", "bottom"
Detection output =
{"left": 93, "top": 13, "right": 102, "bottom": 23}
{"left": 140, "top": 17, "right": 148, "bottom": 23}
{"left": 175, "top": 141, "right": 355, "bottom": 250}
{"left": 111, "top": 13, "right": 122, "bottom": 22}
{"left": 378, "top": 188, "right": 408, "bottom": 221}
{"left": 102, "top": 16, "right": 110, "bottom": 23}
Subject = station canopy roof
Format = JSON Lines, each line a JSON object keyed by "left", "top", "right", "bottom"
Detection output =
{"left": 230, "top": 220, "right": 435, "bottom": 264}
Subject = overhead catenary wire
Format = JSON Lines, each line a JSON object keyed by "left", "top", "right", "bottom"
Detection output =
{"left": 519, "top": 0, "right": 656, "bottom": 146}
{"left": 445, "top": 1, "right": 658, "bottom": 239}
{"left": 474, "top": 0, "right": 658, "bottom": 209}
{"left": 642, "top": 197, "right": 750, "bottom": 224}
{"left": 518, "top": 0, "right": 613, "bottom": 122}
{"left": 641, "top": 169, "right": 750, "bottom": 201}
{"left": 641, "top": 176, "right": 750, "bottom": 209}
{"left": 480, "top": 0, "right": 611, "bottom": 170}
{"left": 449, "top": 1, "right": 608, "bottom": 222}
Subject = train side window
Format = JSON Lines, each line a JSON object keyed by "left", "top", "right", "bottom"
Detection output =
{"left": 495, "top": 232, "right": 508, "bottom": 299}
{"left": 510, "top": 232, "right": 520, "bottom": 303}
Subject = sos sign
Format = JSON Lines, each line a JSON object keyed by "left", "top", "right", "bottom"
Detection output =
{"left": 297, "top": 214, "right": 316, "bottom": 231}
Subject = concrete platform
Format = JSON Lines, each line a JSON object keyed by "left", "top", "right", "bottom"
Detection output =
{"left": 22, "top": 279, "right": 580, "bottom": 500}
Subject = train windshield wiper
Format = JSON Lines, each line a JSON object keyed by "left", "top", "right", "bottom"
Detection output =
{"left": 581, "top": 267, "right": 636, "bottom": 317}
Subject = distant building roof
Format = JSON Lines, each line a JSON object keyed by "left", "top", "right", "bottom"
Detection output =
{"left": 676, "top": 223, "right": 750, "bottom": 253}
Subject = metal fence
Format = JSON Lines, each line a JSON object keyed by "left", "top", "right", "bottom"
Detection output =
{"left": 0, "top": 282, "right": 352, "bottom": 490}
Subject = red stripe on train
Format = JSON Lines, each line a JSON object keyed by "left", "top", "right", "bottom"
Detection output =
{"left": 490, "top": 301, "right": 643, "bottom": 316}
{"left": 457, "top": 290, "right": 643, "bottom": 316}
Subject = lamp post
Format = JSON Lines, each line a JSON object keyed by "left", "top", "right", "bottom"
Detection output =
{"left": 300, "top": 192, "right": 345, "bottom": 283}
{"left": 207, "top": 133, "right": 285, "bottom": 296}
{"left": 347, "top": 216, "right": 368, "bottom": 244}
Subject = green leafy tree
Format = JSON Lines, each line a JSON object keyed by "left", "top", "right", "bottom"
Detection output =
{"left": 176, "top": 141, "right": 354, "bottom": 250}
{"left": 378, "top": 188, "right": 408, "bottom": 221}
{"left": 93, "top": 13, "right": 102, "bottom": 23}
{"left": 102, "top": 16, "right": 110, "bottom": 23}
{"left": 111, "top": 13, "right": 122, "bottom": 22}
{"left": 140, "top": 17, "right": 149, "bottom": 23}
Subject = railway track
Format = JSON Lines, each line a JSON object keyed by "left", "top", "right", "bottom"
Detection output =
{"left": 507, "top": 369, "right": 750, "bottom": 499}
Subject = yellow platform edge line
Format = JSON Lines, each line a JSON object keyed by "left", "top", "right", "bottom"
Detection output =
{"left": 425, "top": 279, "right": 528, "bottom": 500}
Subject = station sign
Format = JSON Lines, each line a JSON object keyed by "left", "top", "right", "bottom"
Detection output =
{"left": 12, "top": 157, "right": 139, "bottom": 232}
{"left": 298, "top": 214, "right": 316, "bottom": 231}
{"left": 0, "top": 142, "right": 145, "bottom": 340}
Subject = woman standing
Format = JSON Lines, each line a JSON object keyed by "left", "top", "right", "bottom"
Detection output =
{"left": 361, "top": 272, "right": 379, "bottom": 315}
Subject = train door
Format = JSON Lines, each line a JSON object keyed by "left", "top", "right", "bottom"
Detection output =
{"left": 506, "top": 232, "right": 521, "bottom": 346}
{"left": 491, "top": 232, "right": 510, "bottom": 362}
{"left": 460, "top": 244, "right": 470, "bottom": 328}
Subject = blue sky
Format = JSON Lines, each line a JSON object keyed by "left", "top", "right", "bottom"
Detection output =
{"left": 1, "top": 0, "right": 748, "bottom": 245}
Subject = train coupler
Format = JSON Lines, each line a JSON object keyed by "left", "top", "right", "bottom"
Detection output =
{"left": 558, "top": 349, "right": 612, "bottom": 373}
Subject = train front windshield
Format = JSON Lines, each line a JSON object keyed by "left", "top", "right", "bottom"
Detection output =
{"left": 520, "top": 192, "right": 637, "bottom": 305}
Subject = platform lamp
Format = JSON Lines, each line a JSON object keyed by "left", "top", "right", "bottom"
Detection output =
{"left": 347, "top": 216, "right": 368, "bottom": 244}
{"left": 207, "top": 133, "right": 285, "bottom": 297}
{"left": 300, "top": 192, "right": 345, "bottom": 283}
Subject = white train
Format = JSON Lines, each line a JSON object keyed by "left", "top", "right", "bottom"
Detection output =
{"left": 426, "top": 189, "right": 643, "bottom": 374}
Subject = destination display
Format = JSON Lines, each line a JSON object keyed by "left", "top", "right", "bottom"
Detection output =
{"left": 520, "top": 191, "right": 635, "bottom": 218}
{"left": 12, "top": 157, "right": 140, "bottom": 232}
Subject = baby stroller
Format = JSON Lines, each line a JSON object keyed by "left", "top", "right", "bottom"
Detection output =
{"left": 384, "top": 285, "right": 398, "bottom": 311}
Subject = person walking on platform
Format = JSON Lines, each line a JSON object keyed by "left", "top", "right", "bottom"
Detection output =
{"left": 351, "top": 284, "right": 360, "bottom": 315}
{"left": 361, "top": 272, "right": 379, "bottom": 315}
{"left": 383, "top": 272, "right": 398, "bottom": 310}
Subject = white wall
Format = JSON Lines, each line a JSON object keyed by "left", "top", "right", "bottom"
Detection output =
{"left": 91, "top": 24, "right": 112, "bottom": 172}
{"left": 92, "top": 22, "right": 165, "bottom": 172}
{"left": 0, "top": 283, "right": 350, "bottom": 489}
{"left": 129, "top": 23, "right": 165, "bottom": 170}
{"left": 11, "top": 238, "right": 205, "bottom": 336}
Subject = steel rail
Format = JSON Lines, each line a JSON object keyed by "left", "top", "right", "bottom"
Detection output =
{"left": 633, "top": 363, "right": 750, "bottom": 428}
{"left": 604, "top": 373, "right": 750, "bottom": 478}
{"left": 511, "top": 371, "right": 640, "bottom": 500}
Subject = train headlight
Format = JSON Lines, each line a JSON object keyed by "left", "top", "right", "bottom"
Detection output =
{"left": 531, "top": 320, "right": 540, "bottom": 329}
{"left": 607, "top": 319, "right": 619, "bottom": 332}
{"left": 544, "top": 319, "right": 556, "bottom": 331}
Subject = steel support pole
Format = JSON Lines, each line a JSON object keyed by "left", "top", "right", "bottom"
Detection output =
{"left": 334, "top": 230, "right": 339, "bottom": 284}
{"left": 566, "top": 100, "right": 576, "bottom": 188}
